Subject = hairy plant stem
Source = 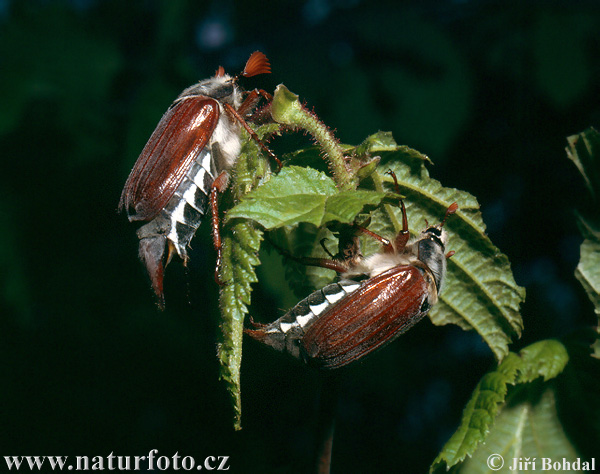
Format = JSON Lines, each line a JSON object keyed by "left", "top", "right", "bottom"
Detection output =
{"left": 271, "top": 85, "right": 356, "bottom": 191}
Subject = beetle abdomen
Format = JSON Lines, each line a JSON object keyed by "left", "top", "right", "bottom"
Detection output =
{"left": 301, "top": 266, "right": 430, "bottom": 369}
{"left": 162, "top": 148, "right": 216, "bottom": 259}
{"left": 134, "top": 147, "right": 216, "bottom": 306}
{"left": 245, "top": 279, "right": 362, "bottom": 360}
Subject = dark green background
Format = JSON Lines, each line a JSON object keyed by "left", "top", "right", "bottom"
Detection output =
{"left": 1, "top": 1, "right": 598, "bottom": 472}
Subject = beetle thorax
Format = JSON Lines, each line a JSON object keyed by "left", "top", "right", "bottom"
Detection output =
{"left": 176, "top": 74, "right": 243, "bottom": 108}
{"left": 342, "top": 227, "right": 448, "bottom": 289}
{"left": 210, "top": 109, "right": 242, "bottom": 171}
{"left": 343, "top": 252, "right": 419, "bottom": 280}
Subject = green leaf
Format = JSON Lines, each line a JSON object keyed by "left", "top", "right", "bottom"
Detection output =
{"left": 217, "top": 221, "right": 262, "bottom": 430}
{"left": 431, "top": 340, "right": 570, "bottom": 472}
{"left": 576, "top": 239, "right": 600, "bottom": 318}
{"left": 216, "top": 124, "right": 272, "bottom": 430}
{"left": 322, "top": 190, "right": 397, "bottom": 224}
{"left": 364, "top": 133, "right": 525, "bottom": 361}
{"left": 232, "top": 132, "right": 524, "bottom": 361}
{"left": 226, "top": 165, "right": 394, "bottom": 229}
{"left": 567, "top": 127, "right": 600, "bottom": 356}
{"left": 517, "top": 339, "right": 569, "bottom": 383}
{"left": 226, "top": 166, "right": 336, "bottom": 227}
{"left": 430, "top": 353, "right": 521, "bottom": 470}
{"left": 566, "top": 127, "right": 600, "bottom": 202}
{"left": 457, "top": 388, "right": 579, "bottom": 474}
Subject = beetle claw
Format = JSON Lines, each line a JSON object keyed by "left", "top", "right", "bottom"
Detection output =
{"left": 247, "top": 316, "right": 268, "bottom": 328}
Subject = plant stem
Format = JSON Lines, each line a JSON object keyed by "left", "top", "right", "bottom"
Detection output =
{"left": 271, "top": 85, "right": 356, "bottom": 191}
{"left": 315, "top": 375, "right": 340, "bottom": 474}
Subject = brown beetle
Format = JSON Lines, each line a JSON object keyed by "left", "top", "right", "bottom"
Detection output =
{"left": 119, "top": 52, "right": 274, "bottom": 307}
{"left": 246, "top": 200, "right": 458, "bottom": 369}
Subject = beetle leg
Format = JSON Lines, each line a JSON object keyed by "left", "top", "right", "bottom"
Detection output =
{"left": 224, "top": 102, "right": 282, "bottom": 171}
{"left": 237, "top": 89, "right": 262, "bottom": 117}
{"left": 383, "top": 169, "right": 411, "bottom": 252}
{"left": 247, "top": 315, "right": 268, "bottom": 328}
{"left": 319, "top": 238, "right": 336, "bottom": 259}
{"left": 266, "top": 235, "right": 350, "bottom": 273}
{"left": 238, "top": 89, "right": 273, "bottom": 116}
{"left": 394, "top": 200, "right": 410, "bottom": 252}
{"left": 211, "top": 171, "right": 231, "bottom": 285}
{"left": 356, "top": 226, "right": 394, "bottom": 253}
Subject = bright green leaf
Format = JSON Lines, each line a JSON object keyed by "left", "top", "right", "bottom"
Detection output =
{"left": 458, "top": 388, "right": 579, "bottom": 474}
{"left": 226, "top": 166, "right": 337, "bottom": 228}
{"left": 227, "top": 165, "right": 395, "bottom": 229}
{"left": 431, "top": 340, "right": 570, "bottom": 472}
{"left": 517, "top": 339, "right": 569, "bottom": 383}
{"left": 217, "top": 125, "right": 271, "bottom": 430}
{"left": 431, "top": 353, "right": 522, "bottom": 470}
{"left": 321, "top": 190, "right": 397, "bottom": 224}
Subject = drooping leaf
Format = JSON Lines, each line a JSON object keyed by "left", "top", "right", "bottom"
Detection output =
{"left": 218, "top": 220, "right": 262, "bottom": 430}
{"left": 430, "top": 353, "right": 521, "bottom": 471}
{"left": 431, "top": 340, "right": 570, "bottom": 472}
{"left": 566, "top": 127, "right": 600, "bottom": 201}
{"left": 216, "top": 124, "right": 273, "bottom": 430}
{"left": 457, "top": 388, "right": 579, "bottom": 474}
{"left": 567, "top": 127, "right": 600, "bottom": 355}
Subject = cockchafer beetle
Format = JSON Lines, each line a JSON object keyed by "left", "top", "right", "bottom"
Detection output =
{"left": 120, "top": 51, "right": 276, "bottom": 307}
{"left": 246, "top": 193, "right": 458, "bottom": 369}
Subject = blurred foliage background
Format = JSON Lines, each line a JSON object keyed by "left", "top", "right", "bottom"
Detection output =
{"left": 1, "top": 0, "right": 598, "bottom": 472}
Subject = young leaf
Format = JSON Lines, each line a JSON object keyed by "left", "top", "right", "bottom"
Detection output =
{"left": 225, "top": 166, "right": 337, "bottom": 228}
{"left": 271, "top": 85, "right": 356, "bottom": 190}
{"left": 226, "top": 165, "right": 396, "bottom": 229}
{"left": 517, "top": 339, "right": 570, "bottom": 383}
{"left": 216, "top": 123, "right": 272, "bottom": 430}
{"left": 430, "top": 340, "right": 569, "bottom": 472}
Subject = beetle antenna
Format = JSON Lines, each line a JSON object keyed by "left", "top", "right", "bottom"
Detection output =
{"left": 234, "top": 51, "right": 272, "bottom": 82}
